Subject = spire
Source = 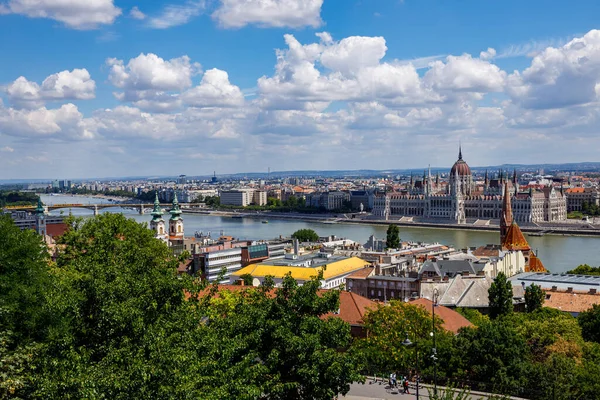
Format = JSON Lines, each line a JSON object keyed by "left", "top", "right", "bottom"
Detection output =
{"left": 500, "top": 180, "right": 513, "bottom": 243}
{"left": 513, "top": 169, "right": 517, "bottom": 184}
{"left": 170, "top": 190, "right": 182, "bottom": 220}
{"left": 458, "top": 143, "right": 463, "bottom": 160}
{"left": 35, "top": 198, "right": 45, "bottom": 215}
{"left": 435, "top": 172, "right": 440, "bottom": 186}
{"left": 484, "top": 170, "right": 489, "bottom": 184}
{"left": 151, "top": 191, "right": 163, "bottom": 221}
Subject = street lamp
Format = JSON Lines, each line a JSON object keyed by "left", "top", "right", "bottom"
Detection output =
{"left": 432, "top": 288, "right": 440, "bottom": 396}
{"left": 402, "top": 332, "right": 419, "bottom": 400}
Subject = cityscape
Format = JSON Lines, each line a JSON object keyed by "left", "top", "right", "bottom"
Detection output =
{"left": 3, "top": 1, "right": 600, "bottom": 399}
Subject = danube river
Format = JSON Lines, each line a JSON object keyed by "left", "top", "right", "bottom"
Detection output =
{"left": 41, "top": 194, "right": 600, "bottom": 273}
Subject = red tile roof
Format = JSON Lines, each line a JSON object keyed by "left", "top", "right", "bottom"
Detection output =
{"left": 46, "top": 222, "right": 69, "bottom": 237}
{"left": 527, "top": 253, "right": 546, "bottom": 273}
{"left": 502, "top": 222, "right": 531, "bottom": 252}
{"left": 544, "top": 290, "right": 600, "bottom": 314}
{"left": 346, "top": 267, "right": 375, "bottom": 280}
{"left": 410, "top": 298, "right": 473, "bottom": 334}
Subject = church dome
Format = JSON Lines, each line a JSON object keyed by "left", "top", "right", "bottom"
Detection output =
{"left": 450, "top": 147, "right": 471, "bottom": 176}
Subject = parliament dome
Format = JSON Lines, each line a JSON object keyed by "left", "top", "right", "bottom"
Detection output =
{"left": 450, "top": 148, "right": 471, "bottom": 176}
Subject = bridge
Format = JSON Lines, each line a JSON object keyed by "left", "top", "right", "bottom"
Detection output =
{"left": 4, "top": 203, "right": 205, "bottom": 216}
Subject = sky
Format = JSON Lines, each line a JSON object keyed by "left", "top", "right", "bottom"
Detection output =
{"left": 2, "top": 0, "right": 600, "bottom": 179}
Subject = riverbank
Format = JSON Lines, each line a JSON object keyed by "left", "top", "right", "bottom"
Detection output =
{"left": 182, "top": 209, "right": 600, "bottom": 237}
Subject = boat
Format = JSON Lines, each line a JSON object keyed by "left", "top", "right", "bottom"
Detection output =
{"left": 232, "top": 215, "right": 243, "bottom": 219}
{"left": 262, "top": 220, "right": 269, "bottom": 224}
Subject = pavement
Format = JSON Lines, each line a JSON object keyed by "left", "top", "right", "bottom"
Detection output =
{"left": 340, "top": 381, "right": 527, "bottom": 400}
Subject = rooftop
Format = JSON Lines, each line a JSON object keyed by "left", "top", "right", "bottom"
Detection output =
{"left": 510, "top": 272, "right": 600, "bottom": 292}
{"left": 233, "top": 255, "right": 370, "bottom": 281}
{"left": 410, "top": 298, "right": 474, "bottom": 333}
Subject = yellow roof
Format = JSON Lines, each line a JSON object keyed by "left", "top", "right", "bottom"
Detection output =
{"left": 233, "top": 256, "right": 370, "bottom": 281}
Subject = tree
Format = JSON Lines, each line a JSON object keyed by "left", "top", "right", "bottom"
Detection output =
{"left": 578, "top": 304, "right": 600, "bottom": 343}
{"left": 524, "top": 284, "right": 545, "bottom": 313}
{"left": 488, "top": 272, "right": 513, "bottom": 319}
{"left": 291, "top": 228, "right": 319, "bottom": 242}
{"left": 567, "top": 264, "right": 600, "bottom": 275}
{"left": 386, "top": 224, "right": 400, "bottom": 249}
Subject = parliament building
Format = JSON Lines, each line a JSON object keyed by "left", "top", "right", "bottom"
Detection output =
{"left": 372, "top": 148, "right": 567, "bottom": 224}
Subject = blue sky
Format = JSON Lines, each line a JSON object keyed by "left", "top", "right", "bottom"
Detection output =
{"left": 1, "top": 0, "right": 600, "bottom": 179}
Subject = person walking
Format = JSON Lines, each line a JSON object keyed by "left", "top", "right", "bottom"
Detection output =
{"left": 403, "top": 376, "right": 410, "bottom": 394}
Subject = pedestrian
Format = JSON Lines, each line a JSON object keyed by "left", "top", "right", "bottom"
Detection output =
{"left": 392, "top": 372, "right": 397, "bottom": 388}
{"left": 403, "top": 377, "right": 410, "bottom": 394}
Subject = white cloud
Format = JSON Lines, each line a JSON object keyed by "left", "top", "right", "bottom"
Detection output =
{"left": 479, "top": 47, "right": 496, "bottom": 61}
{"left": 106, "top": 53, "right": 200, "bottom": 111}
{"left": 0, "top": 103, "right": 93, "bottom": 139}
{"left": 6, "top": 69, "right": 95, "bottom": 108}
{"left": 507, "top": 30, "right": 600, "bottom": 109}
{"left": 424, "top": 54, "right": 506, "bottom": 92}
{"left": 1, "top": 146, "right": 14, "bottom": 152}
{"left": 212, "top": 0, "right": 323, "bottom": 29}
{"left": 320, "top": 36, "right": 387, "bottom": 76}
{"left": 129, "top": 6, "right": 145, "bottom": 20}
{"left": 0, "top": 0, "right": 121, "bottom": 29}
{"left": 182, "top": 68, "right": 244, "bottom": 108}
{"left": 147, "top": 1, "right": 204, "bottom": 29}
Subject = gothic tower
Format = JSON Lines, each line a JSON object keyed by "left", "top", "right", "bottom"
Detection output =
{"left": 169, "top": 191, "right": 184, "bottom": 239}
{"left": 500, "top": 180, "right": 513, "bottom": 243}
{"left": 150, "top": 192, "right": 168, "bottom": 243}
{"left": 34, "top": 198, "right": 46, "bottom": 236}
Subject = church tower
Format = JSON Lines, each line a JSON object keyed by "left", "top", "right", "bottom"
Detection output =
{"left": 34, "top": 198, "right": 46, "bottom": 236}
{"left": 150, "top": 192, "right": 168, "bottom": 243}
{"left": 169, "top": 191, "right": 184, "bottom": 239}
{"left": 500, "top": 180, "right": 513, "bottom": 243}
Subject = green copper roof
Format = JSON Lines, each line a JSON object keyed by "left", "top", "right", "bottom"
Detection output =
{"left": 170, "top": 191, "right": 182, "bottom": 220}
{"left": 151, "top": 191, "right": 163, "bottom": 221}
{"left": 35, "top": 198, "right": 45, "bottom": 214}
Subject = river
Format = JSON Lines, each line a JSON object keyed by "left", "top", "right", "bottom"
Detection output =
{"left": 41, "top": 194, "right": 600, "bottom": 273}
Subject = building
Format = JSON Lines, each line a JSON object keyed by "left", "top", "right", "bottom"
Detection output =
{"left": 305, "top": 191, "right": 351, "bottom": 211}
{"left": 410, "top": 298, "right": 473, "bottom": 334}
{"left": 220, "top": 189, "right": 266, "bottom": 207}
{"left": 345, "top": 267, "right": 420, "bottom": 302}
{"left": 149, "top": 192, "right": 168, "bottom": 243}
{"left": 372, "top": 148, "right": 567, "bottom": 224}
{"left": 565, "top": 187, "right": 600, "bottom": 212}
{"left": 168, "top": 192, "right": 184, "bottom": 240}
{"left": 350, "top": 190, "right": 372, "bottom": 212}
{"left": 230, "top": 254, "right": 370, "bottom": 289}
{"left": 196, "top": 246, "right": 244, "bottom": 284}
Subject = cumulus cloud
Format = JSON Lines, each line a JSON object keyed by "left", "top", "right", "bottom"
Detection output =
{"left": 182, "top": 68, "right": 244, "bottom": 108}
{"left": 1, "top": 146, "right": 14, "bottom": 152}
{"left": 0, "top": 103, "right": 93, "bottom": 139}
{"left": 106, "top": 53, "right": 200, "bottom": 111}
{"left": 423, "top": 54, "right": 506, "bottom": 92}
{"left": 6, "top": 69, "right": 95, "bottom": 108}
{"left": 507, "top": 30, "right": 600, "bottom": 109}
{"left": 147, "top": 1, "right": 204, "bottom": 29}
{"left": 479, "top": 47, "right": 496, "bottom": 61}
{"left": 212, "top": 0, "right": 323, "bottom": 28}
{"left": 0, "top": 0, "right": 121, "bottom": 29}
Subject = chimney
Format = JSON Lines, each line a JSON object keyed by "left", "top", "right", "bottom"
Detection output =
{"left": 375, "top": 264, "right": 381, "bottom": 275}
{"left": 590, "top": 288, "right": 597, "bottom": 294}
{"left": 293, "top": 239, "right": 299, "bottom": 256}
{"left": 551, "top": 286, "right": 557, "bottom": 291}
{"left": 236, "top": 279, "right": 245, "bottom": 286}
{"left": 566, "top": 287, "right": 573, "bottom": 293}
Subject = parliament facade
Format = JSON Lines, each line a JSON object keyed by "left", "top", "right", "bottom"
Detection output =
{"left": 372, "top": 149, "right": 567, "bottom": 224}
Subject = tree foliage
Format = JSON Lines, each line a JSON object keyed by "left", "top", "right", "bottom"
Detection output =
{"left": 0, "top": 214, "right": 360, "bottom": 399}
{"left": 488, "top": 272, "right": 513, "bottom": 319}
{"left": 385, "top": 224, "right": 400, "bottom": 249}
{"left": 578, "top": 304, "right": 600, "bottom": 343}
{"left": 291, "top": 228, "right": 319, "bottom": 242}
{"left": 524, "top": 284, "right": 545, "bottom": 312}
{"left": 566, "top": 264, "right": 600, "bottom": 275}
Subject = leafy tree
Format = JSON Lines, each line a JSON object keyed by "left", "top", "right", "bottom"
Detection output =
{"left": 291, "top": 228, "right": 319, "bottom": 242}
{"left": 566, "top": 264, "right": 600, "bottom": 275}
{"left": 385, "top": 224, "right": 400, "bottom": 249}
{"left": 578, "top": 304, "right": 600, "bottom": 343}
{"left": 353, "top": 301, "right": 452, "bottom": 380}
{"left": 451, "top": 320, "right": 528, "bottom": 395}
{"left": 205, "top": 195, "right": 221, "bottom": 207}
{"left": 238, "top": 273, "right": 254, "bottom": 286}
{"left": 456, "top": 308, "right": 489, "bottom": 327}
{"left": 524, "top": 284, "right": 545, "bottom": 313}
{"left": 488, "top": 272, "right": 513, "bottom": 319}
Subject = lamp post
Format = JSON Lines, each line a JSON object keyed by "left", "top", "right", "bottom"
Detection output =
{"left": 402, "top": 333, "right": 419, "bottom": 400}
{"left": 432, "top": 288, "right": 439, "bottom": 396}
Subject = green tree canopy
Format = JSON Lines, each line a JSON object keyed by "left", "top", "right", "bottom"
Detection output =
{"left": 291, "top": 228, "right": 319, "bottom": 242}
{"left": 385, "top": 224, "right": 400, "bottom": 249}
{"left": 566, "top": 264, "right": 600, "bottom": 275}
{"left": 488, "top": 272, "right": 514, "bottom": 319}
{"left": 524, "top": 284, "right": 545, "bottom": 313}
{"left": 578, "top": 304, "right": 600, "bottom": 343}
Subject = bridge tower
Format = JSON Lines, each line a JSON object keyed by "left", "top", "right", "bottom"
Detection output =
{"left": 169, "top": 191, "right": 184, "bottom": 240}
{"left": 93, "top": 205, "right": 99, "bottom": 216}
{"left": 150, "top": 192, "right": 168, "bottom": 243}
{"left": 139, "top": 204, "right": 145, "bottom": 215}
{"left": 34, "top": 198, "right": 47, "bottom": 236}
